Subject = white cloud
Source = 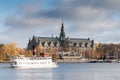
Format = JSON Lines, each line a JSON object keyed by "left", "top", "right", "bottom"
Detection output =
{"left": 2, "top": 0, "right": 120, "bottom": 48}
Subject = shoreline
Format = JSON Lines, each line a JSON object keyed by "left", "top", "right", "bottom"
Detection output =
{"left": 0, "top": 61, "right": 9, "bottom": 63}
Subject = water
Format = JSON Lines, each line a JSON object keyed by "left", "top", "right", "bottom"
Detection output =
{"left": 0, "top": 63, "right": 120, "bottom": 80}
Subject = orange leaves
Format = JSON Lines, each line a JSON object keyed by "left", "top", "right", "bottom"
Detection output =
{"left": 36, "top": 45, "right": 43, "bottom": 53}
{"left": 0, "top": 43, "right": 18, "bottom": 56}
{"left": 0, "top": 43, "right": 19, "bottom": 61}
{"left": 18, "top": 48, "right": 33, "bottom": 57}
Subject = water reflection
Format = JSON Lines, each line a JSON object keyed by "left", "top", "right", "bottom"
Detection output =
{"left": 15, "top": 69, "right": 53, "bottom": 80}
{"left": 52, "top": 63, "right": 120, "bottom": 80}
{"left": 1, "top": 63, "right": 120, "bottom": 80}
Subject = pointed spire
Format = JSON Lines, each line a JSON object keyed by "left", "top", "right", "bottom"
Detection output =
{"left": 62, "top": 19, "right": 64, "bottom": 27}
{"left": 33, "top": 35, "right": 35, "bottom": 39}
{"left": 51, "top": 33, "right": 53, "bottom": 38}
{"left": 29, "top": 38, "right": 31, "bottom": 42}
{"left": 59, "top": 20, "right": 66, "bottom": 41}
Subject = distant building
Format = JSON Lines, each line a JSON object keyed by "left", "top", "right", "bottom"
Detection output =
{"left": 27, "top": 22, "right": 94, "bottom": 58}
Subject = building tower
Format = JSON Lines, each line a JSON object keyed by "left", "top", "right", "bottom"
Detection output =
{"left": 59, "top": 21, "right": 66, "bottom": 41}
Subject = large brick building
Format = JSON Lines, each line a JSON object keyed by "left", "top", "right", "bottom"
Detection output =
{"left": 27, "top": 22, "right": 94, "bottom": 58}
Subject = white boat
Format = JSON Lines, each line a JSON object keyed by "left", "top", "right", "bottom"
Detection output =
{"left": 10, "top": 55, "right": 58, "bottom": 69}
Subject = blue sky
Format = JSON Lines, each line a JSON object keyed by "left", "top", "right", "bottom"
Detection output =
{"left": 1, "top": 0, "right": 120, "bottom": 48}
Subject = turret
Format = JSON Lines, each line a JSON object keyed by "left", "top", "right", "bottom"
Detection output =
{"left": 29, "top": 38, "right": 31, "bottom": 42}
{"left": 91, "top": 39, "right": 95, "bottom": 49}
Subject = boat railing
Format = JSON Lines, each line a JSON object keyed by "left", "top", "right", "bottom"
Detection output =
{"left": 11, "top": 56, "right": 52, "bottom": 60}
{"left": 26, "top": 57, "right": 52, "bottom": 60}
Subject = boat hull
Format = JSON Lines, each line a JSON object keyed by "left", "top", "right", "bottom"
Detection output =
{"left": 10, "top": 63, "right": 58, "bottom": 69}
{"left": 10, "top": 56, "right": 58, "bottom": 69}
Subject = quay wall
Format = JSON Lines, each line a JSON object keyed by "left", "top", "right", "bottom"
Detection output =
{"left": 56, "top": 59, "right": 89, "bottom": 63}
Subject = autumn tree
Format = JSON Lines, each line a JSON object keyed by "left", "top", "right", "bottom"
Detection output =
{"left": 0, "top": 43, "right": 19, "bottom": 61}
{"left": 0, "top": 44, "right": 4, "bottom": 48}
{"left": 18, "top": 48, "right": 33, "bottom": 57}
{"left": 36, "top": 45, "right": 43, "bottom": 57}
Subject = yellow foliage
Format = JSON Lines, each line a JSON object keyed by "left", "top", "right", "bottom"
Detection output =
{"left": 0, "top": 43, "right": 19, "bottom": 61}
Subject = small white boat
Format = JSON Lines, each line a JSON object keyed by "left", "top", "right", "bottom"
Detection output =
{"left": 10, "top": 55, "right": 58, "bottom": 69}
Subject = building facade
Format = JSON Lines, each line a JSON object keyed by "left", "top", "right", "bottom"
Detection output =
{"left": 27, "top": 23, "right": 94, "bottom": 58}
